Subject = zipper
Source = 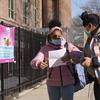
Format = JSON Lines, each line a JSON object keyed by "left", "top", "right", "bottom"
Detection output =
{"left": 48, "top": 68, "right": 53, "bottom": 78}
{"left": 59, "top": 66, "right": 63, "bottom": 86}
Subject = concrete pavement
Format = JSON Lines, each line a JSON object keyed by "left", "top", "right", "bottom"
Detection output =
{"left": 15, "top": 80, "right": 95, "bottom": 100}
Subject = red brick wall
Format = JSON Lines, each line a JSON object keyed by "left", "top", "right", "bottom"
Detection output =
{"left": 59, "top": 0, "right": 71, "bottom": 28}
{"left": 45, "top": 0, "right": 71, "bottom": 28}
{"left": 0, "top": 0, "right": 71, "bottom": 29}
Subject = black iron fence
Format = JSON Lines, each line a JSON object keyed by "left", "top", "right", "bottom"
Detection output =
{"left": 0, "top": 26, "right": 47, "bottom": 100}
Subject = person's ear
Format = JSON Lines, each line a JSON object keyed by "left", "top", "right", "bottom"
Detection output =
{"left": 88, "top": 23, "right": 95, "bottom": 32}
{"left": 88, "top": 23, "right": 97, "bottom": 32}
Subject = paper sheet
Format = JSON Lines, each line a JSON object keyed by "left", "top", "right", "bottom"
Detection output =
{"left": 49, "top": 48, "right": 66, "bottom": 68}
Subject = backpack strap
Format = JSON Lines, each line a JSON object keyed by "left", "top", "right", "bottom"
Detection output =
{"left": 64, "top": 42, "right": 74, "bottom": 75}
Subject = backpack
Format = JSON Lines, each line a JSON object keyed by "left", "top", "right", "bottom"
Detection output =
{"left": 65, "top": 43, "right": 86, "bottom": 92}
{"left": 67, "top": 63, "right": 86, "bottom": 92}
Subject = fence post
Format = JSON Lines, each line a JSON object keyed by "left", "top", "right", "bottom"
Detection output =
{"left": 18, "top": 27, "right": 21, "bottom": 92}
{"left": 0, "top": 21, "right": 4, "bottom": 100}
{"left": 1, "top": 64, "right": 4, "bottom": 100}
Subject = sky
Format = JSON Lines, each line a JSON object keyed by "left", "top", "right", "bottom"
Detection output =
{"left": 72, "top": 0, "right": 90, "bottom": 18}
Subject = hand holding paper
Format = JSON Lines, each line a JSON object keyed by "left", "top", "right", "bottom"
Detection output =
{"left": 61, "top": 55, "right": 70, "bottom": 62}
{"left": 40, "top": 61, "right": 48, "bottom": 69}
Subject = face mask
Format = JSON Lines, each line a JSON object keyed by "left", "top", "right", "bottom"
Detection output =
{"left": 50, "top": 38, "right": 62, "bottom": 46}
{"left": 85, "top": 31, "right": 91, "bottom": 37}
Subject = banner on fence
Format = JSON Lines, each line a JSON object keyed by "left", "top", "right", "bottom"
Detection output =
{"left": 0, "top": 25, "right": 15, "bottom": 64}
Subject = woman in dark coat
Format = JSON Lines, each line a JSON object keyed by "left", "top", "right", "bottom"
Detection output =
{"left": 80, "top": 11, "right": 100, "bottom": 100}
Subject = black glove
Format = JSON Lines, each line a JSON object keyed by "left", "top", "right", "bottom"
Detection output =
{"left": 92, "top": 57, "right": 100, "bottom": 68}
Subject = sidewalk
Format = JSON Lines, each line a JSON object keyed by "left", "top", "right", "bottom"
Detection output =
{"left": 15, "top": 80, "right": 95, "bottom": 100}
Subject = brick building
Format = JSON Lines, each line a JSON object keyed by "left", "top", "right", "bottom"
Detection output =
{"left": 0, "top": 0, "right": 71, "bottom": 99}
{"left": 43, "top": 0, "right": 71, "bottom": 28}
{"left": 0, "top": 0, "right": 71, "bottom": 30}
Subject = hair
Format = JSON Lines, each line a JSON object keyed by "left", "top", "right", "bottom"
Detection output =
{"left": 48, "top": 19, "right": 61, "bottom": 29}
{"left": 80, "top": 11, "right": 100, "bottom": 27}
{"left": 47, "top": 19, "right": 62, "bottom": 41}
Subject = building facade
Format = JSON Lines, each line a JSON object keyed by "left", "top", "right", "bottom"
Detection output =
{"left": 0, "top": 0, "right": 71, "bottom": 99}
{"left": 0, "top": 0, "right": 42, "bottom": 30}
{"left": 0, "top": 0, "right": 71, "bottom": 30}
{"left": 44, "top": 0, "right": 71, "bottom": 28}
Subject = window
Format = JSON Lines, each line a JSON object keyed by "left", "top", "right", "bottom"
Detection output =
{"left": 33, "top": 0, "right": 39, "bottom": 28}
{"left": 8, "top": 0, "right": 14, "bottom": 19}
{"left": 23, "top": 0, "right": 29, "bottom": 25}
{"left": 42, "top": 0, "right": 47, "bottom": 27}
{"left": 52, "top": 0, "right": 59, "bottom": 19}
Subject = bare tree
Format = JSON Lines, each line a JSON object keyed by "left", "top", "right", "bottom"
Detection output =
{"left": 82, "top": 0, "right": 100, "bottom": 15}
{"left": 71, "top": 0, "right": 100, "bottom": 47}
{"left": 72, "top": 17, "right": 82, "bottom": 26}
{"left": 70, "top": 17, "right": 84, "bottom": 47}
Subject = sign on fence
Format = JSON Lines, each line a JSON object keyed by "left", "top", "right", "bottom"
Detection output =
{"left": 0, "top": 25, "right": 15, "bottom": 63}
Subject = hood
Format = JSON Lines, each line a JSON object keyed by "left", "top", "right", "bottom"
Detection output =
{"left": 46, "top": 26, "right": 66, "bottom": 49}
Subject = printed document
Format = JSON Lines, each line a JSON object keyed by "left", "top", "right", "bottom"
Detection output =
{"left": 49, "top": 48, "right": 66, "bottom": 68}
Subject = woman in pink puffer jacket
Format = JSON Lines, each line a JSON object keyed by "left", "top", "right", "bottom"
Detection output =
{"left": 30, "top": 19, "right": 83, "bottom": 100}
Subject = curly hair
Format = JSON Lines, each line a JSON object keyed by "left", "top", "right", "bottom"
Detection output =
{"left": 48, "top": 19, "right": 61, "bottom": 29}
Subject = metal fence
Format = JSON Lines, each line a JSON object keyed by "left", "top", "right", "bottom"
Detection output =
{"left": 0, "top": 26, "right": 47, "bottom": 100}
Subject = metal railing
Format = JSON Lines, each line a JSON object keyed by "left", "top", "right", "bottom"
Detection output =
{"left": 0, "top": 25, "right": 47, "bottom": 100}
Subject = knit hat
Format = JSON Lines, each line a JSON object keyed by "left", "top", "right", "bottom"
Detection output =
{"left": 49, "top": 26, "right": 63, "bottom": 35}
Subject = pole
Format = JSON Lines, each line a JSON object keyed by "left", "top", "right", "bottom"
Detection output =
{"left": 1, "top": 64, "right": 4, "bottom": 100}
{"left": 0, "top": 21, "right": 4, "bottom": 100}
{"left": 18, "top": 27, "right": 21, "bottom": 92}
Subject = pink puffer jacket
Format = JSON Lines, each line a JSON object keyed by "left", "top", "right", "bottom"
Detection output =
{"left": 31, "top": 42, "right": 82, "bottom": 86}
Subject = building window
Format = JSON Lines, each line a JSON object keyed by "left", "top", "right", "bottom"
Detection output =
{"left": 42, "top": 0, "right": 47, "bottom": 27}
{"left": 8, "top": 0, "right": 14, "bottom": 19}
{"left": 52, "top": 0, "right": 59, "bottom": 19}
{"left": 33, "top": 0, "right": 39, "bottom": 28}
{"left": 23, "top": 0, "right": 29, "bottom": 25}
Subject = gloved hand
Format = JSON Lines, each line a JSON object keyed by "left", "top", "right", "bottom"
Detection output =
{"left": 92, "top": 56, "right": 99, "bottom": 68}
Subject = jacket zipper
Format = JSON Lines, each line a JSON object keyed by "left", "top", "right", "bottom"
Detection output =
{"left": 59, "top": 66, "right": 63, "bottom": 86}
